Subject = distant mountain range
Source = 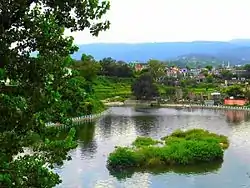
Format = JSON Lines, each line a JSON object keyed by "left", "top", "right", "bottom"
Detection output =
{"left": 72, "top": 39, "right": 250, "bottom": 65}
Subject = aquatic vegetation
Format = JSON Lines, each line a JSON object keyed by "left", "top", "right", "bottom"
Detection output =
{"left": 132, "top": 136, "right": 162, "bottom": 147}
{"left": 107, "top": 129, "right": 229, "bottom": 172}
{"left": 109, "top": 161, "right": 222, "bottom": 180}
{"left": 163, "top": 129, "right": 229, "bottom": 149}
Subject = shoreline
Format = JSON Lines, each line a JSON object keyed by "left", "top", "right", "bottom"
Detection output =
{"left": 46, "top": 109, "right": 110, "bottom": 129}
{"left": 104, "top": 102, "right": 250, "bottom": 111}
{"left": 46, "top": 102, "right": 250, "bottom": 129}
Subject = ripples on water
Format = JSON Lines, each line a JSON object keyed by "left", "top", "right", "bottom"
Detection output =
{"left": 56, "top": 107, "right": 250, "bottom": 188}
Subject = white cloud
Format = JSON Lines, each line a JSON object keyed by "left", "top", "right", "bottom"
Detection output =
{"left": 65, "top": 0, "right": 250, "bottom": 44}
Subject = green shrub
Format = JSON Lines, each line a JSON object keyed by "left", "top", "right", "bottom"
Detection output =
{"left": 146, "top": 157, "right": 164, "bottom": 167}
{"left": 132, "top": 137, "right": 161, "bottom": 147}
{"left": 164, "top": 129, "right": 229, "bottom": 149}
{"left": 107, "top": 129, "right": 229, "bottom": 172}
{"left": 107, "top": 147, "right": 140, "bottom": 170}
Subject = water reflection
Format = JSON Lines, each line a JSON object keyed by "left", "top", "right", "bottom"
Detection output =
{"left": 109, "top": 161, "right": 222, "bottom": 181}
{"left": 99, "top": 115, "right": 135, "bottom": 140}
{"left": 56, "top": 107, "right": 250, "bottom": 188}
{"left": 76, "top": 123, "right": 97, "bottom": 159}
{"left": 99, "top": 116, "right": 112, "bottom": 138}
{"left": 133, "top": 116, "right": 159, "bottom": 136}
{"left": 225, "top": 110, "right": 250, "bottom": 124}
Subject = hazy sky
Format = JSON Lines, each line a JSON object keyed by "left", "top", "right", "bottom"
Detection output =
{"left": 65, "top": 0, "right": 250, "bottom": 44}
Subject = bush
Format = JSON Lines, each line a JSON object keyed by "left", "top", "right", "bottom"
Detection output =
{"left": 164, "top": 129, "right": 229, "bottom": 149}
{"left": 132, "top": 137, "right": 161, "bottom": 147}
{"left": 107, "top": 147, "right": 140, "bottom": 170}
{"left": 107, "top": 129, "right": 229, "bottom": 172}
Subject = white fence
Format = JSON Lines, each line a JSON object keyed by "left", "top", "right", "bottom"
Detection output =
{"left": 161, "top": 104, "right": 250, "bottom": 111}
{"left": 46, "top": 109, "right": 110, "bottom": 129}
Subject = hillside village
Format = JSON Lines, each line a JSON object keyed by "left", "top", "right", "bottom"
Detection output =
{"left": 129, "top": 61, "right": 249, "bottom": 83}
{"left": 128, "top": 61, "right": 250, "bottom": 106}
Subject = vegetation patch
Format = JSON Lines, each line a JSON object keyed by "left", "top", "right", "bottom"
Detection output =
{"left": 107, "top": 129, "right": 229, "bottom": 172}
{"left": 132, "top": 136, "right": 162, "bottom": 147}
{"left": 93, "top": 76, "right": 132, "bottom": 100}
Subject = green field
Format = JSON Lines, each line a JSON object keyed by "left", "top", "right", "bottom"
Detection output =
{"left": 190, "top": 88, "right": 218, "bottom": 94}
{"left": 93, "top": 76, "right": 133, "bottom": 100}
{"left": 94, "top": 77, "right": 220, "bottom": 101}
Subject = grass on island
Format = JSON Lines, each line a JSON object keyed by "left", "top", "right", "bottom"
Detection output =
{"left": 132, "top": 136, "right": 162, "bottom": 147}
{"left": 107, "top": 129, "right": 229, "bottom": 172}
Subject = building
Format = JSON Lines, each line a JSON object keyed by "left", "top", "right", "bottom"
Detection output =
{"left": 224, "top": 98, "right": 248, "bottom": 106}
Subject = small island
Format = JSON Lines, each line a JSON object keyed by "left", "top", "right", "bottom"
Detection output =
{"left": 107, "top": 129, "right": 229, "bottom": 172}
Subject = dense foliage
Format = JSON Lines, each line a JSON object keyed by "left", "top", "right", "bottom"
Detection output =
{"left": 131, "top": 73, "right": 159, "bottom": 100}
{"left": 99, "top": 57, "right": 134, "bottom": 77}
{"left": 132, "top": 137, "right": 162, "bottom": 147}
{"left": 0, "top": 0, "right": 109, "bottom": 187}
{"left": 223, "top": 85, "right": 244, "bottom": 98}
{"left": 107, "top": 129, "right": 229, "bottom": 172}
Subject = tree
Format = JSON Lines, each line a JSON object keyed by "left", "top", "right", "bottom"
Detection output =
{"left": 205, "top": 65, "right": 213, "bottom": 71}
{"left": 200, "top": 69, "right": 208, "bottom": 77}
{"left": 220, "top": 70, "right": 233, "bottom": 80}
{"left": 72, "top": 54, "right": 101, "bottom": 93}
{"left": 99, "top": 57, "right": 116, "bottom": 76}
{"left": 131, "top": 73, "right": 159, "bottom": 100}
{"left": 244, "top": 64, "right": 250, "bottom": 71}
{"left": 72, "top": 54, "right": 101, "bottom": 82}
{"left": 205, "top": 75, "right": 214, "bottom": 83}
{"left": 165, "top": 87, "right": 176, "bottom": 98}
{"left": 225, "top": 85, "right": 244, "bottom": 98}
{"left": 244, "top": 89, "right": 250, "bottom": 101}
{"left": 0, "top": 1, "right": 110, "bottom": 187}
{"left": 99, "top": 58, "right": 133, "bottom": 77}
{"left": 147, "top": 59, "right": 166, "bottom": 81}
{"left": 0, "top": 68, "right": 5, "bottom": 81}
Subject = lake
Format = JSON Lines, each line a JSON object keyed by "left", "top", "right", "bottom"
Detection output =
{"left": 55, "top": 107, "right": 250, "bottom": 188}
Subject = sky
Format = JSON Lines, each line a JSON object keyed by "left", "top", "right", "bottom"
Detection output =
{"left": 65, "top": 0, "right": 250, "bottom": 44}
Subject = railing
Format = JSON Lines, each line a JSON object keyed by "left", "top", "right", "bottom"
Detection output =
{"left": 105, "top": 100, "right": 250, "bottom": 111}
{"left": 161, "top": 104, "right": 250, "bottom": 111}
{"left": 46, "top": 109, "right": 110, "bottom": 129}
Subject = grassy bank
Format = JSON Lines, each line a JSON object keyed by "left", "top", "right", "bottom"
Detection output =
{"left": 107, "top": 129, "right": 229, "bottom": 172}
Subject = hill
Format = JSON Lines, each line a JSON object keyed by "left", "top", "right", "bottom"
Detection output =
{"left": 229, "top": 39, "right": 250, "bottom": 46}
{"left": 71, "top": 40, "right": 250, "bottom": 65}
{"left": 173, "top": 54, "right": 224, "bottom": 68}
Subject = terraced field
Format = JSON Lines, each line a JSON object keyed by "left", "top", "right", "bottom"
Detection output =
{"left": 93, "top": 76, "right": 133, "bottom": 100}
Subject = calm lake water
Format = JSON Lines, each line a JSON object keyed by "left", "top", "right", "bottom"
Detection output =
{"left": 55, "top": 107, "right": 250, "bottom": 188}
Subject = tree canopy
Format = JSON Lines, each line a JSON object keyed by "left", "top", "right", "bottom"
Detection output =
{"left": 99, "top": 57, "right": 134, "bottom": 77}
{"left": 0, "top": 0, "right": 110, "bottom": 187}
{"left": 131, "top": 73, "right": 159, "bottom": 100}
{"left": 147, "top": 59, "right": 166, "bottom": 81}
{"left": 224, "top": 85, "right": 244, "bottom": 98}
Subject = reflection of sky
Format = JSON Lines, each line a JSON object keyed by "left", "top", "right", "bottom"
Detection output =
{"left": 56, "top": 107, "right": 250, "bottom": 188}
{"left": 93, "top": 173, "right": 151, "bottom": 188}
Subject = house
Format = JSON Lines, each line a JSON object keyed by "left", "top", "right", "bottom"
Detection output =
{"left": 196, "top": 74, "right": 206, "bottom": 83}
{"left": 180, "top": 68, "right": 188, "bottom": 77}
{"left": 128, "top": 62, "right": 147, "bottom": 72}
{"left": 165, "top": 66, "right": 181, "bottom": 78}
{"left": 224, "top": 98, "right": 248, "bottom": 106}
{"left": 189, "top": 68, "right": 201, "bottom": 76}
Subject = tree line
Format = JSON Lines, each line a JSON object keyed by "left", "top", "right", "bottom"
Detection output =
{"left": 71, "top": 54, "right": 134, "bottom": 78}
